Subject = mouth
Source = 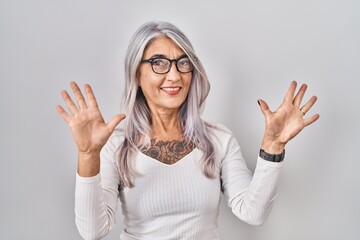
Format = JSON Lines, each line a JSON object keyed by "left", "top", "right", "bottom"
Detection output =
{"left": 161, "top": 87, "right": 182, "bottom": 95}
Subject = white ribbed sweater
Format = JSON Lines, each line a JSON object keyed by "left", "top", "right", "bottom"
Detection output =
{"left": 75, "top": 124, "right": 284, "bottom": 240}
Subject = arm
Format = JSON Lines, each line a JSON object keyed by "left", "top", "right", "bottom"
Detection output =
{"left": 56, "top": 82, "right": 125, "bottom": 239}
{"left": 222, "top": 81, "right": 319, "bottom": 225}
{"left": 221, "top": 134, "right": 283, "bottom": 226}
{"left": 75, "top": 138, "right": 122, "bottom": 239}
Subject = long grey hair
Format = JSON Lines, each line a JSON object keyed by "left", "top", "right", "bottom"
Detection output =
{"left": 118, "top": 21, "right": 215, "bottom": 187}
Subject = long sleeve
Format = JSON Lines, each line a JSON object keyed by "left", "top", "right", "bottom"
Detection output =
{"left": 219, "top": 127, "right": 284, "bottom": 225}
{"left": 75, "top": 131, "right": 122, "bottom": 240}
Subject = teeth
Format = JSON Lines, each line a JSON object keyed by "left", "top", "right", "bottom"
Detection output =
{"left": 162, "top": 87, "right": 180, "bottom": 92}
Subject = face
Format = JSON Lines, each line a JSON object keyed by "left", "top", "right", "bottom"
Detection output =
{"left": 137, "top": 37, "right": 192, "bottom": 114}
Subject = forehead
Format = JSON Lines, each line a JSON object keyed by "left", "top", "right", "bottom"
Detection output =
{"left": 143, "top": 36, "right": 185, "bottom": 58}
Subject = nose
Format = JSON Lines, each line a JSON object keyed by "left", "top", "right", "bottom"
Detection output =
{"left": 166, "top": 61, "right": 181, "bottom": 82}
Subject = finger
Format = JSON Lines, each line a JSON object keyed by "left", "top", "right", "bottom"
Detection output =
{"left": 304, "top": 113, "right": 320, "bottom": 127}
{"left": 300, "top": 96, "right": 318, "bottom": 115}
{"left": 258, "top": 99, "right": 272, "bottom": 119}
{"left": 84, "top": 84, "right": 99, "bottom": 108}
{"left": 293, "top": 84, "right": 307, "bottom": 108}
{"left": 106, "top": 114, "right": 126, "bottom": 132}
{"left": 61, "top": 90, "right": 79, "bottom": 115}
{"left": 55, "top": 105, "right": 71, "bottom": 122}
{"left": 283, "top": 80, "right": 297, "bottom": 104}
{"left": 70, "top": 81, "right": 87, "bottom": 110}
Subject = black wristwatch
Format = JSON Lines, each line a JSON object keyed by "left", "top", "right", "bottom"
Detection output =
{"left": 259, "top": 149, "right": 285, "bottom": 162}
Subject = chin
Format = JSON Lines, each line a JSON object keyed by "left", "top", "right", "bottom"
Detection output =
{"left": 161, "top": 100, "right": 185, "bottom": 110}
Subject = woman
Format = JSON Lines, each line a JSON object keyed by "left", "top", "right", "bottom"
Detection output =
{"left": 56, "top": 21, "right": 319, "bottom": 239}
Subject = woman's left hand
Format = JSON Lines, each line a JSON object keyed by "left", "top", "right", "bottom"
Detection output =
{"left": 258, "top": 80, "right": 320, "bottom": 153}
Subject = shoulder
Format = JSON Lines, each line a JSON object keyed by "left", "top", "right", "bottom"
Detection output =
{"left": 205, "top": 121, "right": 239, "bottom": 153}
{"left": 205, "top": 122, "right": 245, "bottom": 167}
{"left": 205, "top": 121, "right": 235, "bottom": 141}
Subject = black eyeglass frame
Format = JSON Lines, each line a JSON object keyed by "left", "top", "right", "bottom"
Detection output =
{"left": 141, "top": 55, "right": 194, "bottom": 74}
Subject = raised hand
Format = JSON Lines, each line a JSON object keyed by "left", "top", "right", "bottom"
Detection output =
{"left": 258, "top": 81, "right": 320, "bottom": 154}
{"left": 56, "top": 82, "right": 125, "bottom": 176}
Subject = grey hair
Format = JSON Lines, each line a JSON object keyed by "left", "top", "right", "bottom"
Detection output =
{"left": 118, "top": 21, "right": 215, "bottom": 187}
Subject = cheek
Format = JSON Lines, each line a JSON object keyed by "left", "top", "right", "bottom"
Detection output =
{"left": 184, "top": 75, "right": 193, "bottom": 89}
{"left": 138, "top": 75, "right": 163, "bottom": 97}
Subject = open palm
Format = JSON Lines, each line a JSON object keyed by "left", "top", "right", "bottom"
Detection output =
{"left": 56, "top": 82, "right": 125, "bottom": 154}
{"left": 258, "top": 81, "right": 320, "bottom": 150}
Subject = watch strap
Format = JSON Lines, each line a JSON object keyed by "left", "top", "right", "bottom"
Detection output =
{"left": 259, "top": 149, "right": 285, "bottom": 162}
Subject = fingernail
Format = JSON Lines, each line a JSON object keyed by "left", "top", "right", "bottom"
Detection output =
{"left": 257, "top": 100, "right": 260, "bottom": 106}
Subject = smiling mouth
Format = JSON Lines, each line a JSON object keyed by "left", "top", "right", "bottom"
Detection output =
{"left": 161, "top": 87, "right": 182, "bottom": 95}
{"left": 161, "top": 87, "right": 181, "bottom": 92}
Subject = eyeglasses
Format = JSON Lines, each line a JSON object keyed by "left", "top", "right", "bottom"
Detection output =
{"left": 141, "top": 55, "right": 194, "bottom": 74}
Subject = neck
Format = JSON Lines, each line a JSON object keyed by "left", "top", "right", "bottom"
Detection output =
{"left": 150, "top": 108, "right": 182, "bottom": 141}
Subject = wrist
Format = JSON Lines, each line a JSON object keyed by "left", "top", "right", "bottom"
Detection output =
{"left": 77, "top": 151, "right": 100, "bottom": 177}
{"left": 261, "top": 139, "right": 285, "bottom": 154}
{"left": 78, "top": 150, "right": 101, "bottom": 158}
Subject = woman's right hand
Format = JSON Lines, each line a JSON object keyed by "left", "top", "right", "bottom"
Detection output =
{"left": 56, "top": 82, "right": 125, "bottom": 176}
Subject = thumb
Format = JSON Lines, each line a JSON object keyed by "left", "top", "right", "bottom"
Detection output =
{"left": 257, "top": 99, "right": 272, "bottom": 118}
{"left": 106, "top": 114, "right": 126, "bottom": 132}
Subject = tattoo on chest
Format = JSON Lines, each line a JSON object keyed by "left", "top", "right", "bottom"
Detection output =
{"left": 141, "top": 139, "right": 195, "bottom": 165}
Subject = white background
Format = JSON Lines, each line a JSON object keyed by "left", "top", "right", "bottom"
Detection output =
{"left": 1, "top": 0, "right": 359, "bottom": 239}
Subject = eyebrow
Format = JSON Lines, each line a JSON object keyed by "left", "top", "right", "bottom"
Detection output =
{"left": 147, "top": 53, "right": 188, "bottom": 59}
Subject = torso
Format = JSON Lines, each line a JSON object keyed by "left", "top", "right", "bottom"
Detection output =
{"left": 119, "top": 148, "right": 221, "bottom": 240}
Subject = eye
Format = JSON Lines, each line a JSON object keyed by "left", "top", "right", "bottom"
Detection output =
{"left": 178, "top": 58, "right": 192, "bottom": 68}
{"left": 151, "top": 58, "right": 168, "bottom": 66}
{"left": 178, "top": 58, "right": 191, "bottom": 66}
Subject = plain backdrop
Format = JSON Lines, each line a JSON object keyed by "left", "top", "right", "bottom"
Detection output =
{"left": 1, "top": 0, "right": 359, "bottom": 239}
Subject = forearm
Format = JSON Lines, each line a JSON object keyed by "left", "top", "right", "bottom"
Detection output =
{"left": 75, "top": 173, "right": 114, "bottom": 239}
{"left": 229, "top": 157, "right": 284, "bottom": 225}
{"left": 77, "top": 151, "right": 101, "bottom": 177}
